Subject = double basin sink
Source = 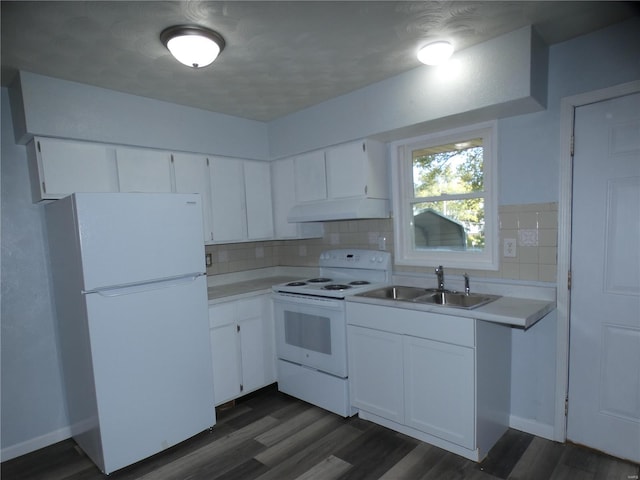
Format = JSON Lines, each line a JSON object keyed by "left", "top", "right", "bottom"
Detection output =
{"left": 356, "top": 285, "right": 500, "bottom": 310}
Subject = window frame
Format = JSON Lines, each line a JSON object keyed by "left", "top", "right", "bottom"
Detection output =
{"left": 391, "top": 121, "right": 499, "bottom": 270}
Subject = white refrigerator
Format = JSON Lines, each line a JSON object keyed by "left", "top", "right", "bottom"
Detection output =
{"left": 45, "top": 193, "right": 215, "bottom": 474}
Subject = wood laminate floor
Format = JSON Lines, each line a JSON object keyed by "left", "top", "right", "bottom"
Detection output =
{"left": 2, "top": 386, "right": 639, "bottom": 480}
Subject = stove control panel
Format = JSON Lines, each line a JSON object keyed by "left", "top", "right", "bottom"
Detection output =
{"left": 319, "top": 249, "right": 391, "bottom": 270}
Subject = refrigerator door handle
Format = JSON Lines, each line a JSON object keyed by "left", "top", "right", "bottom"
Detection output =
{"left": 83, "top": 273, "right": 205, "bottom": 297}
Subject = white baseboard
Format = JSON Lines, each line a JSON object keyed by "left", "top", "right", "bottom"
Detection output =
{"left": 1, "top": 426, "right": 72, "bottom": 462}
{"left": 509, "top": 414, "right": 556, "bottom": 441}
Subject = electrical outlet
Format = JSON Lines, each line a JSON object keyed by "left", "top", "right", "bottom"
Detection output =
{"left": 503, "top": 238, "right": 517, "bottom": 258}
{"left": 205, "top": 253, "right": 212, "bottom": 267}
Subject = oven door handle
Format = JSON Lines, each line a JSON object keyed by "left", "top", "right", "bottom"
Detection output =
{"left": 272, "top": 292, "right": 344, "bottom": 309}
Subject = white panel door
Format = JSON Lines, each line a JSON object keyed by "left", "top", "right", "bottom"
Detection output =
{"left": 116, "top": 147, "right": 172, "bottom": 193}
{"left": 568, "top": 92, "right": 640, "bottom": 463}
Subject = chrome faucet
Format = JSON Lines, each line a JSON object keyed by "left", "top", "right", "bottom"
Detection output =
{"left": 464, "top": 273, "right": 470, "bottom": 295}
{"left": 435, "top": 265, "right": 445, "bottom": 291}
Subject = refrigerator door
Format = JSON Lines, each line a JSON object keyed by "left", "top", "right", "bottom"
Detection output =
{"left": 72, "top": 193, "right": 205, "bottom": 291}
{"left": 83, "top": 274, "right": 214, "bottom": 474}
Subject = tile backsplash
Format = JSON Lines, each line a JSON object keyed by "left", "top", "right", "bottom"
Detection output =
{"left": 205, "top": 202, "right": 558, "bottom": 283}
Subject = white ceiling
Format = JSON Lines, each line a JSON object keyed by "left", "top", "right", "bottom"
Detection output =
{"left": 2, "top": 1, "right": 638, "bottom": 122}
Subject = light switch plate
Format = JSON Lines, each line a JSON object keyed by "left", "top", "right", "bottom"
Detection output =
{"left": 503, "top": 238, "right": 517, "bottom": 257}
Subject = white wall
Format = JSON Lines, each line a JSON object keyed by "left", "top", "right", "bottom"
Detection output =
{"left": 501, "top": 16, "right": 640, "bottom": 436}
{"left": 268, "top": 26, "right": 548, "bottom": 158}
{"left": 1, "top": 89, "right": 70, "bottom": 457}
{"left": 2, "top": 17, "right": 639, "bottom": 459}
{"left": 10, "top": 71, "right": 270, "bottom": 160}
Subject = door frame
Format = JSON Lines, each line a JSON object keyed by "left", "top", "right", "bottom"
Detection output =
{"left": 555, "top": 80, "right": 640, "bottom": 442}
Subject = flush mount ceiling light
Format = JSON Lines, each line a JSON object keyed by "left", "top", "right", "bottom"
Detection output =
{"left": 417, "top": 41, "right": 454, "bottom": 66}
{"left": 160, "top": 25, "right": 225, "bottom": 68}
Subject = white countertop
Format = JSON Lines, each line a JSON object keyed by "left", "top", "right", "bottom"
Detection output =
{"left": 207, "top": 275, "right": 301, "bottom": 303}
{"left": 346, "top": 294, "right": 555, "bottom": 329}
{"left": 205, "top": 267, "right": 556, "bottom": 328}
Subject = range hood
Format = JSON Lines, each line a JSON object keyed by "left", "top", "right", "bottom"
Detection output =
{"left": 287, "top": 198, "right": 390, "bottom": 222}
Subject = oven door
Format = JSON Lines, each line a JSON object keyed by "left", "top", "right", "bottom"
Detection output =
{"left": 273, "top": 292, "right": 348, "bottom": 378}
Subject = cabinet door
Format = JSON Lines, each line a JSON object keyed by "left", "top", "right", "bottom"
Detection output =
{"left": 210, "top": 323, "right": 242, "bottom": 405}
{"left": 173, "top": 153, "right": 214, "bottom": 242}
{"left": 271, "top": 158, "right": 298, "bottom": 238}
{"left": 210, "top": 157, "right": 247, "bottom": 242}
{"left": 404, "top": 336, "right": 475, "bottom": 449}
{"left": 325, "top": 141, "right": 367, "bottom": 199}
{"left": 294, "top": 150, "right": 327, "bottom": 202}
{"left": 29, "top": 137, "right": 117, "bottom": 201}
{"left": 348, "top": 325, "right": 404, "bottom": 423}
{"left": 116, "top": 147, "right": 172, "bottom": 193}
{"left": 238, "top": 315, "right": 269, "bottom": 393}
{"left": 271, "top": 158, "right": 324, "bottom": 239}
{"left": 244, "top": 160, "right": 274, "bottom": 240}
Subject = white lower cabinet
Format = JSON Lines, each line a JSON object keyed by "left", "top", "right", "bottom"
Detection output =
{"left": 348, "top": 326, "right": 403, "bottom": 423}
{"left": 403, "top": 336, "right": 475, "bottom": 449}
{"left": 209, "top": 295, "right": 276, "bottom": 405}
{"left": 347, "top": 301, "right": 511, "bottom": 462}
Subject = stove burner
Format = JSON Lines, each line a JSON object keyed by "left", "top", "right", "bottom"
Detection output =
{"left": 323, "top": 284, "right": 352, "bottom": 291}
{"left": 285, "top": 281, "right": 307, "bottom": 287}
{"left": 349, "top": 280, "right": 371, "bottom": 285}
{"left": 308, "top": 277, "right": 332, "bottom": 283}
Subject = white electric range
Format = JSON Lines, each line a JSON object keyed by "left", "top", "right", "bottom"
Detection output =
{"left": 272, "top": 249, "right": 391, "bottom": 416}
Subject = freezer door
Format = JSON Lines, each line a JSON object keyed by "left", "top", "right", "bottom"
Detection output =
{"left": 84, "top": 274, "right": 214, "bottom": 474}
{"left": 73, "top": 193, "right": 205, "bottom": 290}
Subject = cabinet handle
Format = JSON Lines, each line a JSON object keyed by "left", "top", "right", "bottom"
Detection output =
{"left": 42, "top": 181, "right": 46, "bottom": 193}
{"left": 364, "top": 185, "right": 367, "bottom": 195}
{"left": 237, "top": 325, "right": 240, "bottom": 332}
{"left": 240, "top": 384, "right": 244, "bottom": 392}
{"left": 362, "top": 142, "right": 366, "bottom": 152}
{"left": 37, "top": 141, "right": 41, "bottom": 153}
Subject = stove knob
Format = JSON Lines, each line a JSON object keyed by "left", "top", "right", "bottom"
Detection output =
{"left": 377, "top": 256, "right": 384, "bottom": 263}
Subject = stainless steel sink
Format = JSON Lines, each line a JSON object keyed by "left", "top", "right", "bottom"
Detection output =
{"left": 356, "top": 285, "right": 433, "bottom": 301}
{"left": 356, "top": 285, "right": 500, "bottom": 310}
{"left": 414, "top": 291, "right": 500, "bottom": 309}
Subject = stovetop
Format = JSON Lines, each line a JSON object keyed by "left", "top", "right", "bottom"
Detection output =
{"left": 272, "top": 249, "right": 391, "bottom": 299}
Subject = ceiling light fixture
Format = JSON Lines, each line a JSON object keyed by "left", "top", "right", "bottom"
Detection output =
{"left": 417, "top": 41, "right": 454, "bottom": 66}
{"left": 160, "top": 25, "right": 225, "bottom": 68}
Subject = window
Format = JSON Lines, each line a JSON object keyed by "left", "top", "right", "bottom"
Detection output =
{"left": 391, "top": 122, "right": 498, "bottom": 270}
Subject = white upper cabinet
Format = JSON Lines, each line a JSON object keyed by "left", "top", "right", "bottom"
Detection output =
{"left": 173, "top": 153, "right": 214, "bottom": 243}
{"left": 209, "top": 156, "right": 247, "bottom": 243}
{"left": 25, "top": 136, "right": 317, "bottom": 243}
{"left": 288, "top": 139, "right": 389, "bottom": 222}
{"left": 325, "top": 139, "right": 388, "bottom": 199}
{"left": 244, "top": 160, "right": 274, "bottom": 240}
{"left": 27, "top": 137, "right": 118, "bottom": 202}
{"left": 115, "top": 147, "right": 172, "bottom": 193}
{"left": 271, "top": 158, "right": 323, "bottom": 239}
{"left": 294, "top": 150, "right": 327, "bottom": 203}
